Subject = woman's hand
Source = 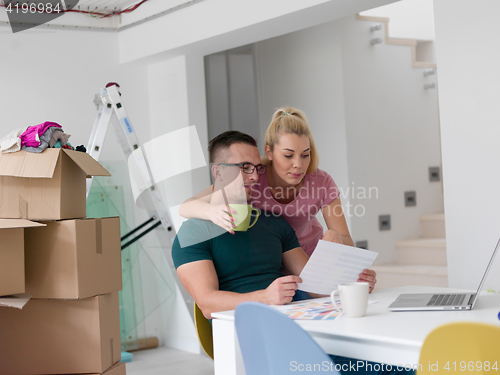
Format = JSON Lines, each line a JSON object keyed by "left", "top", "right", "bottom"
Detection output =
{"left": 321, "top": 198, "right": 354, "bottom": 247}
{"left": 208, "top": 204, "right": 237, "bottom": 234}
{"left": 358, "top": 269, "right": 377, "bottom": 293}
{"left": 322, "top": 228, "right": 344, "bottom": 244}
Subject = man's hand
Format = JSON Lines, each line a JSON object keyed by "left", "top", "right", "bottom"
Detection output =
{"left": 262, "top": 275, "right": 302, "bottom": 305}
{"left": 358, "top": 269, "right": 377, "bottom": 293}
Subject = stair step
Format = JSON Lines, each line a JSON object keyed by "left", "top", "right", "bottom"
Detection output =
{"left": 372, "top": 264, "right": 448, "bottom": 276}
{"left": 420, "top": 213, "right": 446, "bottom": 238}
{"left": 395, "top": 238, "right": 446, "bottom": 247}
{"left": 355, "top": 14, "right": 436, "bottom": 69}
{"left": 420, "top": 213, "right": 445, "bottom": 221}
{"left": 395, "top": 238, "right": 447, "bottom": 266}
{"left": 372, "top": 264, "right": 448, "bottom": 290}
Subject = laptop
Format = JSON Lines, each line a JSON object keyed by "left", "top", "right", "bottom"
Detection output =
{"left": 388, "top": 237, "right": 500, "bottom": 311}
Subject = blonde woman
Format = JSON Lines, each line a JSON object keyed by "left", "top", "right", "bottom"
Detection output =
{"left": 252, "top": 107, "right": 353, "bottom": 257}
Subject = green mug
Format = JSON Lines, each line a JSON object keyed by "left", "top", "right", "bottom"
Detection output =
{"left": 229, "top": 204, "right": 259, "bottom": 231}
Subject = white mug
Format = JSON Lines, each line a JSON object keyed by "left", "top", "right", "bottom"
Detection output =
{"left": 331, "top": 282, "right": 369, "bottom": 318}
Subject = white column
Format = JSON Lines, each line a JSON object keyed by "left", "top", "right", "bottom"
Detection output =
{"left": 434, "top": 0, "right": 500, "bottom": 289}
{"left": 147, "top": 54, "right": 210, "bottom": 352}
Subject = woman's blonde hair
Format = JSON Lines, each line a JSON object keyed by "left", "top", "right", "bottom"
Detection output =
{"left": 264, "top": 107, "right": 319, "bottom": 173}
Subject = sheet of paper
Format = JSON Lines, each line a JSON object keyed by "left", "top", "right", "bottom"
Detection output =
{"left": 299, "top": 240, "right": 378, "bottom": 295}
{"left": 0, "top": 294, "right": 31, "bottom": 309}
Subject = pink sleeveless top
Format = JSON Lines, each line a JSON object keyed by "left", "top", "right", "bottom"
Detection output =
{"left": 251, "top": 168, "right": 339, "bottom": 256}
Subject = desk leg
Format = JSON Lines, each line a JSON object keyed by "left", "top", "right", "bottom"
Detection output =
{"left": 213, "top": 319, "right": 246, "bottom": 375}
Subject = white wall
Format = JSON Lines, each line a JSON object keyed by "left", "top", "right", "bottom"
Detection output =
{"left": 361, "top": 0, "right": 436, "bottom": 41}
{"left": 434, "top": 0, "right": 500, "bottom": 290}
{"left": 255, "top": 21, "right": 351, "bottom": 231}
{"left": 147, "top": 55, "right": 211, "bottom": 352}
{"left": 148, "top": 54, "right": 210, "bottom": 202}
{"left": 0, "top": 27, "right": 120, "bottom": 151}
{"left": 340, "top": 15, "right": 443, "bottom": 263}
{"left": 118, "top": 0, "right": 397, "bottom": 63}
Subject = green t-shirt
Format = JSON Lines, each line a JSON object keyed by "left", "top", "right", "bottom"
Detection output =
{"left": 172, "top": 210, "right": 301, "bottom": 294}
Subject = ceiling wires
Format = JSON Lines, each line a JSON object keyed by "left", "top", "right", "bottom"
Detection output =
{"left": 70, "top": 0, "right": 149, "bottom": 18}
{"left": 0, "top": 0, "right": 150, "bottom": 18}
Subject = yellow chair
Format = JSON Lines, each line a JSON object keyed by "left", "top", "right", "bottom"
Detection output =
{"left": 418, "top": 322, "right": 500, "bottom": 375}
{"left": 194, "top": 303, "right": 214, "bottom": 360}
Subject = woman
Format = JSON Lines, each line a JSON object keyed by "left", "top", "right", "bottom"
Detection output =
{"left": 252, "top": 107, "right": 353, "bottom": 256}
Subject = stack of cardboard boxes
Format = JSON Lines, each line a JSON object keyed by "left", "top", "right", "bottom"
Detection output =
{"left": 0, "top": 149, "right": 126, "bottom": 375}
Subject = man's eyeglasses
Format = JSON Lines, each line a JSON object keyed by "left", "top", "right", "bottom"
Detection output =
{"left": 217, "top": 163, "right": 267, "bottom": 175}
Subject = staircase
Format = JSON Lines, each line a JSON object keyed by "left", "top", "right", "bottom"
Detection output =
{"left": 372, "top": 214, "right": 448, "bottom": 289}
{"left": 355, "top": 14, "right": 436, "bottom": 69}
{"left": 352, "top": 13, "right": 443, "bottom": 288}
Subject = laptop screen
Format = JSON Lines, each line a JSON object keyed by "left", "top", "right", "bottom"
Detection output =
{"left": 470, "top": 237, "right": 500, "bottom": 308}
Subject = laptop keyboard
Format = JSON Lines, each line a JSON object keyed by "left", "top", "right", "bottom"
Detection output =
{"left": 427, "top": 294, "right": 466, "bottom": 306}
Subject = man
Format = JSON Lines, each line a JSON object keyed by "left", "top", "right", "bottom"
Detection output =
{"left": 172, "top": 130, "right": 376, "bottom": 318}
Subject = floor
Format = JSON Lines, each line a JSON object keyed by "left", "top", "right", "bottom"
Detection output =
{"left": 125, "top": 346, "right": 214, "bottom": 375}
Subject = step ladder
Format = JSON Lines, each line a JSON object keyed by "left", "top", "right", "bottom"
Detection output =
{"left": 86, "top": 83, "right": 194, "bottom": 321}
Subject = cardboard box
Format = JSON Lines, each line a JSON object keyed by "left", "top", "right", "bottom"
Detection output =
{"left": 0, "top": 219, "right": 45, "bottom": 297}
{"left": 0, "top": 292, "right": 121, "bottom": 375}
{"left": 24, "top": 217, "right": 122, "bottom": 299}
{"left": 0, "top": 149, "right": 110, "bottom": 220}
{"left": 96, "top": 362, "right": 126, "bottom": 375}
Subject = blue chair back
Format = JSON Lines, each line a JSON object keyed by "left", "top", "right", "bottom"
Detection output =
{"left": 235, "top": 302, "right": 339, "bottom": 375}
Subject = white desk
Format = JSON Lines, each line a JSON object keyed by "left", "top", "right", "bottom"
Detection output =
{"left": 211, "top": 286, "right": 500, "bottom": 375}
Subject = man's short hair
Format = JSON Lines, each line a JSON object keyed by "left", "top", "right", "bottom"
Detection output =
{"left": 208, "top": 131, "right": 257, "bottom": 163}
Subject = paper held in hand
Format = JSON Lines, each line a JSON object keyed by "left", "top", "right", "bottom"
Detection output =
{"left": 298, "top": 240, "right": 379, "bottom": 295}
